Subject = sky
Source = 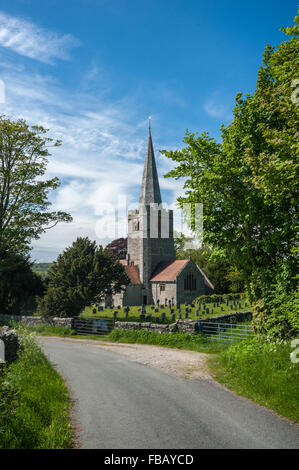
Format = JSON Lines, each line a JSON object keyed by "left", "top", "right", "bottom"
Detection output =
{"left": 0, "top": 0, "right": 297, "bottom": 262}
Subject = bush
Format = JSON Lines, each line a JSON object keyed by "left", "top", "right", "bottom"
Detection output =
{"left": 107, "top": 329, "right": 228, "bottom": 353}
{"left": 195, "top": 292, "right": 244, "bottom": 304}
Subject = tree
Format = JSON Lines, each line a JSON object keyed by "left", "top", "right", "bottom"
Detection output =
{"left": 0, "top": 251, "right": 44, "bottom": 315}
{"left": 174, "top": 233, "right": 244, "bottom": 294}
{"left": 0, "top": 116, "right": 72, "bottom": 255}
{"left": 38, "top": 237, "right": 130, "bottom": 318}
{"left": 162, "top": 14, "right": 298, "bottom": 338}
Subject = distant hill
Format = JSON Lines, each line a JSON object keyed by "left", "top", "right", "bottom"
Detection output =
{"left": 32, "top": 262, "right": 53, "bottom": 277}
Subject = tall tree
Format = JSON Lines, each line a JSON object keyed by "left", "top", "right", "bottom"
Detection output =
{"left": 38, "top": 237, "right": 130, "bottom": 318}
{"left": 0, "top": 252, "right": 44, "bottom": 315}
{"left": 0, "top": 116, "right": 72, "bottom": 255}
{"left": 162, "top": 14, "right": 298, "bottom": 338}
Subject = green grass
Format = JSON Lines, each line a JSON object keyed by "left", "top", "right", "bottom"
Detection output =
{"left": 0, "top": 333, "right": 72, "bottom": 449}
{"left": 104, "top": 328, "right": 230, "bottom": 353}
{"left": 210, "top": 337, "right": 299, "bottom": 423}
{"left": 81, "top": 298, "right": 250, "bottom": 323}
{"left": 0, "top": 321, "right": 75, "bottom": 337}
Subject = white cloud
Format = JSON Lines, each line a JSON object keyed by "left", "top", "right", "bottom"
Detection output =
{"left": 0, "top": 41, "right": 185, "bottom": 261}
{"left": 0, "top": 11, "right": 80, "bottom": 63}
{"left": 203, "top": 91, "right": 233, "bottom": 122}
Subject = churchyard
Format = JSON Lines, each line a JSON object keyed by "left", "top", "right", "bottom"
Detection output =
{"left": 81, "top": 294, "right": 250, "bottom": 323}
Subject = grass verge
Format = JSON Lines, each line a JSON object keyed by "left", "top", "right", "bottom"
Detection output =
{"left": 103, "top": 328, "right": 229, "bottom": 353}
{"left": 0, "top": 321, "right": 75, "bottom": 337}
{"left": 0, "top": 333, "right": 72, "bottom": 449}
{"left": 209, "top": 337, "right": 299, "bottom": 423}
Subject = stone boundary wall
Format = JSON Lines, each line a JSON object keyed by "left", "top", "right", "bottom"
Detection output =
{"left": 0, "top": 315, "right": 74, "bottom": 330}
{"left": 0, "top": 326, "right": 20, "bottom": 363}
{"left": 115, "top": 311, "right": 252, "bottom": 334}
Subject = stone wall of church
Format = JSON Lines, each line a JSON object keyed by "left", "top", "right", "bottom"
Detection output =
{"left": 177, "top": 263, "right": 205, "bottom": 305}
{"left": 151, "top": 281, "right": 177, "bottom": 305}
{"left": 113, "top": 285, "right": 143, "bottom": 307}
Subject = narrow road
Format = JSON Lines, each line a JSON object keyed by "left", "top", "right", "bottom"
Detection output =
{"left": 39, "top": 337, "right": 299, "bottom": 449}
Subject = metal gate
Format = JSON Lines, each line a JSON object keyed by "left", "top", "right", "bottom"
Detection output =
{"left": 198, "top": 321, "right": 254, "bottom": 343}
{"left": 74, "top": 317, "right": 114, "bottom": 336}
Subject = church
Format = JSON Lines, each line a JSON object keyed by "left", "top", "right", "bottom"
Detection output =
{"left": 110, "top": 124, "right": 214, "bottom": 307}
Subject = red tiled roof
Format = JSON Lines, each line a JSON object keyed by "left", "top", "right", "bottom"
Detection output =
{"left": 150, "top": 260, "right": 189, "bottom": 282}
{"left": 120, "top": 260, "right": 141, "bottom": 285}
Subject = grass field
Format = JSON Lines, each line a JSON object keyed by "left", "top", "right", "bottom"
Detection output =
{"left": 210, "top": 337, "right": 299, "bottom": 423}
{"left": 81, "top": 298, "right": 250, "bottom": 323}
{"left": 32, "top": 262, "right": 53, "bottom": 278}
{"left": 0, "top": 333, "right": 72, "bottom": 449}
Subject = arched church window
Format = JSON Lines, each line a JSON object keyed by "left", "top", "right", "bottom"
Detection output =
{"left": 184, "top": 272, "right": 197, "bottom": 291}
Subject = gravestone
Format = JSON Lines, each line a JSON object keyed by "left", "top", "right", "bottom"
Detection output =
{"left": 171, "top": 313, "right": 176, "bottom": 322}
{"left": 161, "top": 312, "right": 166, "bottom": 323}
{"left": 113, "top": 311, "right": 118, "bottom": 320}
{"left": 140, "top": 314, "right": 145, "bottom": 321}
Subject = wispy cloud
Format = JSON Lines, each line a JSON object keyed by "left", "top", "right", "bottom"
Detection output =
{"left": 203, "top": 91, "right": 233, "bottom": 122}
{"left": 0, "top": 62, "right": 185, "bottom": 261}
{"left": 0, "top": 11, "right": 80, "bottom": 63}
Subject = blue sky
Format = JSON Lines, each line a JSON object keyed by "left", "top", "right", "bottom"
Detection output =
{"left": 0, "top": 0, "right": 297, "bottom": 261}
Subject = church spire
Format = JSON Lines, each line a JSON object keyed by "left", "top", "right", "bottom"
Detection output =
{"left": 139, "top": 118, "right": 162, "bottom": 206}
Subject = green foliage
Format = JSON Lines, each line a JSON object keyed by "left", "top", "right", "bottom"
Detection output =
{"left": 32, "top": 263, "right": 53, "bottom": 278}
{"left": 0, "top": 251, "right": 44, "bottom": 314}
{"left": 162, "top": 14, "right": 299, "bottom": 338}
{"left": 0, "top": 334, "right": 72, "bottom": 448}
{"left": 4, "top": 321, "right": 76, "bottom": 337}
{"left": 37, "top": 237, "right": 130, "bottom": 318}
{"left": 174, "top": 235, "right": 244, "bottom": 293}
{"left": 252, "top": 264, "right": 299, "bottom": 340}
{"left": 107, "top": 328, "right": 228, "bottom": 353}
{"left": 212, "top": 337, "right": 299, "bottom": 422}
{"left": 0, "top": 116, "right": 72, "bottom": 256}
{"left": 194, "top": 292, "right": 244, "bottom": 304}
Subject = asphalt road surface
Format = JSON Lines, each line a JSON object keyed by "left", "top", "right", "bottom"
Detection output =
{"left": 39, "top": 337, "right": 299, "bottom": 449}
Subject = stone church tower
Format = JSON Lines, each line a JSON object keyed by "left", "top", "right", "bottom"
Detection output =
{"left": 109, "top": 122, "right": 213, "bottom": 308}
{"left": 127, "top": 123, "right": 175, "bottom": 304}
